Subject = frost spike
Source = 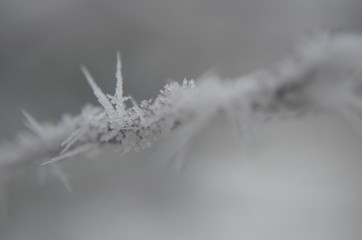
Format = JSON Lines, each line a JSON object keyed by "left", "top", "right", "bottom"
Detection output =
{"left": 50, "top": 164, "right": 73, "bottom": 193}
{"left": 115, "top": 52, "right": 123, "bottom": 100}
{"left": 80, "top": 65, "right": 116, "bottom": 117}
{"left": 114, "top": 52, "right": 126, "bottom": 112}
{"left": 60, "top": 128, "right": 84, "bottom": 155}
{"left": 21, "top": 110, "right": 44, "bottom": 136}
{"left": 61, "top": 128, "right": 83, "bottom": 147}
{"left": 42, "top": 144, "right": 96, "bottom": 165}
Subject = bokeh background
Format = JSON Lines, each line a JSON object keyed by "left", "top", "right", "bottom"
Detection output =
{"left": 1, "top": 0, "right": 362, "bottom": 239}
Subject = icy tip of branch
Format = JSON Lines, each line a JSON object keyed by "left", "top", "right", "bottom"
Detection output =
{"left": 115, "top": 51, "right": 126, "bottom": 111}
{"left": 115, "top": 51, "right": 123, "bottom": 100}
{"left": 80, "top": 65, "right": 117, "bottom": 117}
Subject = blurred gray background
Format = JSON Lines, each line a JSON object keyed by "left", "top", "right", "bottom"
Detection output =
{"left": 2, "top": 1, "right": 362, "bottom": 240}
{"left": 1, "top": 0, "right": 362, "bottom": 138}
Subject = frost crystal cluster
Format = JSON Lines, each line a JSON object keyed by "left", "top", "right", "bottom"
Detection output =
{"left": 1, "top": 33, "right": 362, "bottom": 183}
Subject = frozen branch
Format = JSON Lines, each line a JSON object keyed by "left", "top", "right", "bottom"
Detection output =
{"left": 1, "top": 33, "right": 362, "bottom": 182}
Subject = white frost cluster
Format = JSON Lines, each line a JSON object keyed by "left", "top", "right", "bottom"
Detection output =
{"left": 1, "top": 33, "right": 362, "bottom": 183}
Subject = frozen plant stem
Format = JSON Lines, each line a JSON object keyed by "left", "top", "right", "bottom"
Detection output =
{"left": 1, "top": 33, "right": 362, "bottom": 184}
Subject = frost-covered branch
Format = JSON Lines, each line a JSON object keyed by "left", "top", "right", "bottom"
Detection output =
{"left": 1, "top": 33, "right": 362, "bottom": 182}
